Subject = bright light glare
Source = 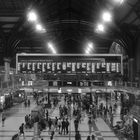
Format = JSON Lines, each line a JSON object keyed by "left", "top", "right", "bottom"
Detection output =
{"left": 35, "top": 23, "right": 46, "bottom": 33}
{"left": 52, "top": 48, "right": 56, "bottom": 54}
{"left": 48, "top": 42, "right": 53, "bottom": 49}
{"left": 113, "top": 0, "right": 124, "bottom": 4}
{"left": 36, "top": 24, "right": 43, "bottom": 31}
{"left": 96, "top": 24, "right": 105, "bottom": 32}
{"left": 48, "top": 42, "right": 57, "bottom": 54}
{"left": 88, "top": 42, "right": 93, "bottom": 49}
{"left": 85, "top": 49, "right": 90, "bottom": 54}
{"left": 87, "top": 47, "right": 91, "bottom": 52}
{"left": 102, "top": 11, "right": 112, "bottom": 22}
{"left": 27, "top": 10, "right": 38, "bottom": 22}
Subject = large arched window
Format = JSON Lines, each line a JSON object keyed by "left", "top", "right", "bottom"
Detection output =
{"left": 109, "top": 42, "right": 127, "bottom": 56}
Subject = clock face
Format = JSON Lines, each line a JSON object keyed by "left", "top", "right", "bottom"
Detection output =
{"left": 110, "top": 42, "right": 126, "bottom": 55}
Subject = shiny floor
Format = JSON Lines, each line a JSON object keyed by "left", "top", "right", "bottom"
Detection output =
{"left": 0, "top": 98, "right": 123, "bottom": 140}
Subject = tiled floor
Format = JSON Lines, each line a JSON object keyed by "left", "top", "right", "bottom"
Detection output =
{"left": 0, "top": 98, "right": 121, "bottom": 140}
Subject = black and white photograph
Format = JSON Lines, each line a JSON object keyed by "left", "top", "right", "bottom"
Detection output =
{"left": 0, "top": 0, "right": 139, "bottom": 140}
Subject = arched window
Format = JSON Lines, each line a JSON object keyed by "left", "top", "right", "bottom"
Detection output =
{"left": 109, "top": 42, "right": 127, "bottom": 56}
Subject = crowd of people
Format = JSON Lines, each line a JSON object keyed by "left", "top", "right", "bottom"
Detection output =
{"left": 9, "top": 91, "right": 135, "bottom": 140}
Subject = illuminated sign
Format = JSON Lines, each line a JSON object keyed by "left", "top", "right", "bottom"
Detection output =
{"left": 16, "top": 54, "right": 122, "bottom": 74}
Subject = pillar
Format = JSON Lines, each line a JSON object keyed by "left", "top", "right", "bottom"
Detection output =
{"left": 4, "top": 58, "right": 11, "bottom": 82}
{"left": 33, "top": 122, "right": 39, "bottom": 140}
{"left": 135, "top": 36, "right": 140, "bottom": 84}
{"left": 128, "top": 58, "right": 134, "bottom": 82}
{"left": 138, "top": 123, "right": 140, "bottom": 140}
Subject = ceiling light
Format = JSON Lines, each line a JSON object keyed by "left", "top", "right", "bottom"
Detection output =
{"left": 102, "top": 11, "right": 112, "bottom": 22}
{"left": 27, "top": 10, "right": 38, "bottom": 22}
{"left": 87, "top": 47, "right": 91, "bottom": 52}
{"left": 48, "top": 42, "right": 53, "bottom": 49}
{"left": 35, "top": 23, "right": 46, "bottom": 33}
{"left": 85, "top": 49, "right": 90, "bottom": 54}
{"left": 35, "top": 23, "right": 43, "bottom": 31}
{"left": 48, "top": 42, "right": 57, "bottom": 54}
{"left": 96, "top": 23, "right": 105, "bottom": 33}
{"left": 88, "top": 42, "right": 93, "bottom": 49}
{"left": 52, "top": 49, "right": 56, "bottom": 54}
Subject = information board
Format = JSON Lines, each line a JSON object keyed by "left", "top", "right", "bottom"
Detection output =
{"left": 16, "top": 54, "right": 123, "bottom": 74}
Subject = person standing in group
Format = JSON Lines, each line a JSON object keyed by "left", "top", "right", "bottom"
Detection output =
{"left": 88, "top": 117, "right": 92, "bottom": 134}
{"left": 58, "top": 118, "right": 62, "bottom": 134}
{"left": 2, "top": 111, "right": 6, "bottom": 127}
{"left": 19, "top": 123, "right": 25, "bottom": 139}
{"left": 28, "top": 99, "right": 30, "bottom": 107}
{"left": 61, "top": 118, "right": 66, "bottom": 135}
{"left": 74, "top": 118, "right": 79, "bottom": 132}
{"left": 65, "top": 118, "right": 70, "bottom": 134}
{"left": 45, "top": 109, "right": 49, "bottom": 121}
{"left": 50, "top": 131, "right": 55, "bottom": 140}
{"left": 110, "top": 112, "right": 114, "bottom": 127}
{"left": 54, "top": 117, "right": 58, "bottom": 130}
{"left": 75, "top": 131, "right": 81, "bottom": 140}
{"left": 48, "top": 118, "right": 52, "bottom": 130}
{"left": 87, "top": 135, "right": 91, "bottom": 140}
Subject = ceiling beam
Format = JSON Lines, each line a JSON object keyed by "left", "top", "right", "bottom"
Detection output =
{"left": 119, "top": 1, "right": 140, "bottom": 23}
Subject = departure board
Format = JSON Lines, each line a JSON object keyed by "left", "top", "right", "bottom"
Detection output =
{"left": 16, "top": 54, "right": 123, "bottom": 74}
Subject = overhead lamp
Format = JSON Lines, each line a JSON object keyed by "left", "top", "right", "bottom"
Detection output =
{"left": 35, "top": 23, "right": 46, "bottom": 33}
{"left": 35, "top": 24, "right": 43, "bottom": 31}
{"left": 48, "top": 42, "right": 53, "bottom": 49}
{"left": 85, "top": 49, "right": 90, "bottom": 54}
{"left": 87, "top": 47, "right": 91, "bottom": 52}
{"left": 27, "top": 10, "right": 38, "bottom": 22}
{"left": 96, "top": 23, "right": 105, "bottom": 33}
{"left": 102, "top": 11, "right": 112, "bottom": 22}
{"left": 48, "top": 42, "right": 57, "bottom": 54}
{"left": 88, "top": 42, "right": 93, "bottom": 49}
{"left": 52, "top": 48, "right": 57, "bottom": 54}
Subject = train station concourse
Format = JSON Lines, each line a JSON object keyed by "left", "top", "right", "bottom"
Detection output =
{"left": 0, "top": 0, "right": 140, "bottom": 140}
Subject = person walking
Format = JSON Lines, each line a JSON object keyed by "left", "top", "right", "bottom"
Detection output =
{"left": 19, "top": 123, "right": 25, "bottom": 139}
{"left": 2, "top": 111, "right": 6, "bottom": 127}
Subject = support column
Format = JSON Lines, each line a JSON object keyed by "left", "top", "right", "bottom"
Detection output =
{"left": 138, "top": 123, "right": 140, "bottom": 140}
{"left": 33, "top": 122, "right": 39, "bottom": 140}
{"left": 4, "top": 58, "right": 11, "bottom": 82}
{"left": 135, "top": 36, "right": 140, "bottom": 84}
{"left": 128, "top": 58, "right": 134, "bottom": 82}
